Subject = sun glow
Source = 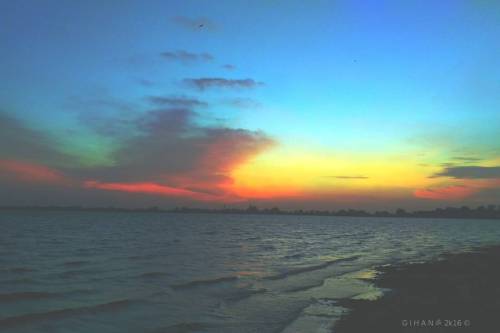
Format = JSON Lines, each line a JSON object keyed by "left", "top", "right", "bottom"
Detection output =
{"left": 230, "top": 148, "right": 435, "bottom": 199}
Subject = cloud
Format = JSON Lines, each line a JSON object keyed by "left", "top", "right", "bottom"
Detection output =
{"left": 222, "top": 64, "right": 236, "bottom": 70}
{"left": 184, "top": 78, "right": 264, "bottom": 90}
{"left": 226, "top": 98, "right": 262, "bottom": 109}
{"left": 83, "top": 181, "right": 233, "bottom": 202}
{"left": 472, "top": 186, "right": 500, "bottom": 203}
{"left": 452, "top": 156, "right": 482, "bottom": 162}
{"left": 414, "top": 185, "right": 477, "bottom": 200}
{"left": 70, "top": 98, "right": 137, "bottom": 139}
{"left": 160, "top": 50, "right": 214, "bottom": 63}
{"left": 432, "top": 166, "right": 500, "bottom": 179}
{"left": 137, "top": 79, "right": 155, "bottom": 87}
{"left": 75, "top": 108, "right": 275, "bottom": 201}
{"left": 172, "top": 16, "right": 217, "bottom": 31}
{"left": 0, "top": 112, "right": 73, "bottom": 165}
{"left": 0, "top": 160, "right": 69, "bottom": 184}
{"left": 0, "top": 106, "right": 275, "bottom": 204}
{"left": 148, "top": 96, "right": 208, "bottom": 108}
{"left": 325, "top": 175, "right": 370, "bottom": 179}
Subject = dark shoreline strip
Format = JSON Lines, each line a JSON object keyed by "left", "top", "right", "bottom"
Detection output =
{"left": 334, "top": 245, "right": 500, "bottom": 333}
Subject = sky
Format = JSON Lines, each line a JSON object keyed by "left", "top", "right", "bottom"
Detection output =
{"left": 1, "top": 0, "right": 500, "bottom": 211}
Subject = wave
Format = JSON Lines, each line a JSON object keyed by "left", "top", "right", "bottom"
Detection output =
{"left": 259, "top": 244, "right": 276, "bottom": 251}
{"left": 62, "top": 260, "right": 90, "bottom": 267}
{"left": 148, "top": 322, "right": 208, "bottom": 333}
{"left": 283, "top": 253, "right": 305, "bottom": 260}
{"left": 1, "top": 277, "right": 37, "bottom": 285}
{"left": 5, "top": 267, "right": 35, "bottom": 273}
{"left": 0, "top": 291, "right": 57, "bottom": 302}
{"left": 284, "top": 280, "right": 327, "bottom": 293}
{"left": 128, "top": 254, "right": 153, "bottom": 261}
{"left": 223, "top": 288, "right": 267, "bottom": 302}
{"left": 0, "top": 299, "right": 136, "bottom": 329}
{"left": 275, "top": 302, "right": 315, "bottom": 333}
{"left": 139, "top": 271, "right": 169, "bottom": 279}
{"left": 245, "top": 236, "right": 261, "bottom": 241}
{"left": 58, "top": 268, "right": 95, "bottom": 279}
{"left": 171, "top": 276, "right": 238, "bottom": 290}
{"left": 264, "top": 256, "right": 360, "bottom": 281}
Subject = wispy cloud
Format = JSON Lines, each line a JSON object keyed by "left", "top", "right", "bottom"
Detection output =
{"left": 0, "top": 112, "right": 73, "bottom": 165}
{"left": 432, "top": 166, "right": 500, "bottom": 179}
{"left": 325, "top": 175, "right": 370, "bottom": 180}
{"left": 137, "top": 78, "right": 155, "bottom": 87}
{"left": 414, "top": 185, "right": 476, "bottom": 200}
{"left": 160, "top": 50, "right": 214, "bottom": 63}
{"left": 172, "top": 16, "right": 217, "bottom": 31}
{"left": 83, "top": 180, "right": 226, "bottom": 202}
{"left": 452, "top": 156, "right": 482, "bottom": 162}
{"left": 148, "top": 96, "right": 208, "bottom": 108}
{"left": 75, "top": 108, "right": 275, "bottom": 201}
{"left": 0, "top": 106, "right": 276, "bottom": 204}
{"left": 184, "top": 78, "right": 264, "bottom": 90}
{"left": 222, "top": 64, "right": 236, "bottom": 70}
{"left": 0, "top": 160, "right": 69, "bottom": 184}
{"left": 226, "top": 98, "right": 261, "bottom": 109}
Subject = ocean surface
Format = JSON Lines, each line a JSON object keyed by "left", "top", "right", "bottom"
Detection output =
{"left": 1, "top": 211, "right": 500, "bottom": 333}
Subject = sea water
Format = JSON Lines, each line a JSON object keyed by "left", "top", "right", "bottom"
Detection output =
{"left": 1, "top": 211, "right": 500, "bottom": 333}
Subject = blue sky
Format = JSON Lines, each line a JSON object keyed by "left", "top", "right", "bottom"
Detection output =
{"left": 1, "top": 0, "right": 500, "bottom": 209}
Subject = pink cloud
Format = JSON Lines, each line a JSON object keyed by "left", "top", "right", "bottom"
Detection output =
{"left": 414, "top": 185, "right": 477, "bottom": 200}
{"left": 83, "top": 180, "right": 243, "bottom": 202}
{"left": 0, "top": 160, "right": 68, "bottom": 184}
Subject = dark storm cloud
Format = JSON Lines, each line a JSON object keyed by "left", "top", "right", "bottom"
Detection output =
{"left": 172, "top": 16, "right": 217, "bottom": 31}
{"left": 184, "top": 78, "right": 264, "bottom": 90}
{"left": 148, "top": 95, "right": 208, "bottom": 108}
{"left": 432, "top": 166, "right": 500, "bottom": 179}
{"left": 160, "top": 50, "right": 214, "bottom": 63}
{"left": 0, "top": 112, "right": 73, "bottom": 165}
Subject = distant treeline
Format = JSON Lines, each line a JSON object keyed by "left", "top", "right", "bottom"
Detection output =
{"left": 1, "top": 204, "right": 500, "bottom": 219}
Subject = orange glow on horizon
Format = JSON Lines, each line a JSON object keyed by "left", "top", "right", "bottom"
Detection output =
{"left": 84, "top": 180, "right": 244, "bottom": 202}
{"left": 3, "top": 151, "right": 497, "bottom": 206}
{"left": 228, "top": 148, "right": 436, "bottom": 200}
{"left": 0, "top": 160, "right": 68, "bottom": 184}
{"left": 414, "top": 185, "right": 477, "bottom": 200}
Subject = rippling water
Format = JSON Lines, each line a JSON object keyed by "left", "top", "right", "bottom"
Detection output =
{"left": 1, "top": 211, "right": 500, "bottom": 333}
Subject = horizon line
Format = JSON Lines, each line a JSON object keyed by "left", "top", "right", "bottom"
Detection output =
{"left": 1, "top": 204, "right": 499, "bottom": 220}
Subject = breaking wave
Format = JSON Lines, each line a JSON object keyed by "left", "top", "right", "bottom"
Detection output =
{"left": 264, "top": 256, "right": 360, "bottom": 280}
{"left": 171, "top": 276, "right": 238, "bottom": 290}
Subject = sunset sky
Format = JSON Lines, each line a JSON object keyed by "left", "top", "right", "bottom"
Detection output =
{"left": 1, "top": 0, "right": 500, "bottom": 210}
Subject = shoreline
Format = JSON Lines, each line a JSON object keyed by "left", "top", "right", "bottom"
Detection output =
{"left": 334, "top": 246, "right": 500, "bottom": 332}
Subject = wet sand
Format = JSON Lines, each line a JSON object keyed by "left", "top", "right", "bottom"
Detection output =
{"left": 334, "top": 246, "right": 500, "bottom": 333}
